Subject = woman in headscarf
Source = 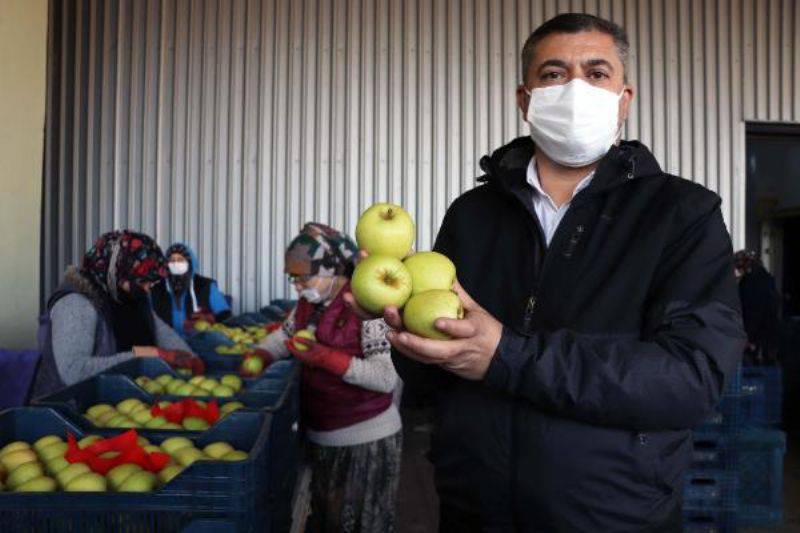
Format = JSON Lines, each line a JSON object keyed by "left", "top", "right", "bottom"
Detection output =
{"left": 32, "top": 230, "right": 203, "bottom": 398}
{"left": 256, "top": 222, "right": 402, "bottom": 533}
{"left": 734, "top": 250, "right": 781, "bottom": 364}
{"left": 151, "top": 243, "right": 232, "bottom": 335}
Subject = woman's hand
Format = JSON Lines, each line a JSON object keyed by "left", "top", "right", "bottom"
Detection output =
{"left": 133, "top": 346, "right": 159, "bottom": 357}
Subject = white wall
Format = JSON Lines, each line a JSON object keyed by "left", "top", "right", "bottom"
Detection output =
{"left": 43, "top": 0, "right": 800, "bottom": 312}
{"left": 0, "top": 0, "right": 48, "bottom": 348}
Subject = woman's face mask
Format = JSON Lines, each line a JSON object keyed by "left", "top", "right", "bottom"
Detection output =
{"left": 169, "top": 261, "right": 190, "bottom": 276}
{"left": 296, "top": 276, "right": 336, "bottom": 304}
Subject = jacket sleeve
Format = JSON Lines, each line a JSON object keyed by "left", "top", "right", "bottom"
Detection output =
{"left": 391, "top": 211, "right": 457, "bottom": 407}
{"left": 483, "top": 196, "right": 746, "bottom": 431}
{"left": 207, "top": 281, "right": 232, "bottom": 322}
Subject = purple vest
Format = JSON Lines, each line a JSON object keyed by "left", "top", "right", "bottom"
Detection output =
{"left": 294, "top": 283, "right": 393, "bottom": 432}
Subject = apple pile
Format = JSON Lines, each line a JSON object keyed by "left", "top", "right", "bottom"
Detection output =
{"left": 195, "top": 324, "right": 267, "bottom": 355}
{"left": 0, "top": 431, "right": 247, "bottom": 493}
{"left": 352, "top": 203, "right": 463, "bottom": 339}
{"left": 135, "top": 373, "right": 243, "bottom": 397}
{"left": 83, "top": 398, "right": 245, "bottom": 430}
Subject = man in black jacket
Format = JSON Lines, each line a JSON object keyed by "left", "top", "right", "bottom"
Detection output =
{"left": 347, "top": 13, "right": 745, "bottom": 533}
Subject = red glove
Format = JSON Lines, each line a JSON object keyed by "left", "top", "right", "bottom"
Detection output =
{"left": 284, "top": 338, "right": 351, "bottom": 377}
{"left": 264, "top": 322, "right": 282, "bottom": 333}
{"left": 157, "top": 349, "right": 206, "bottom": 375}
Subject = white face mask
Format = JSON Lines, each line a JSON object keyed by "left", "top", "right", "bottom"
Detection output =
{"left": 299, "top": 277, "right": 335, "bottom": 304}
{"left": 526, "top": 79, "right": 624, "bottom": 168}
{"left": 168, "top": 261, "right": 190, "bottom": 276}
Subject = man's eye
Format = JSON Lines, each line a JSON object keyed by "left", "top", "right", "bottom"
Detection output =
{"left": 589, "top": 71, "right": 609, "bottom": 80}
{"left": 541, "top": 71, "right": 563, "bottom": 81}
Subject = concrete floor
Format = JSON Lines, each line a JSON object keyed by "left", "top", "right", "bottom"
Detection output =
{"left": 396, "top": 410, "right": 800, "bottom": 533}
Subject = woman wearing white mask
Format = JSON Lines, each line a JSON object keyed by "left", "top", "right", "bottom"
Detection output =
{"left": 257, "top": 222, "right": 402, "bottom": 533}
{"left": 151, "top": 243, "right": 232, "bottom": 335}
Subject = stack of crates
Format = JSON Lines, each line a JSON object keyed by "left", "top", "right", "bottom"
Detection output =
{"left": 683, "top": 366, "right": 742, "bottom": 532}
{"left": 0, "top": 357, "right": 300, "bottom": 532}
{"left": 737, "top": 365, "right": 785, "bottom": 526}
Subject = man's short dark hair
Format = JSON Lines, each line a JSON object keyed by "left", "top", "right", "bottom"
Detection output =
{"left": 521, "top": 13, "right": 630, "bottom": 83}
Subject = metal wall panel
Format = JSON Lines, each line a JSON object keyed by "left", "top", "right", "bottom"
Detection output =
{"left": 43, "top": 0, "right": 800, "bottom": 310}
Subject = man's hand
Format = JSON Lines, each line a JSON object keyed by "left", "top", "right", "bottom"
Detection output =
{"left": 386, "top": 281, "right": 503, "bottom": 380}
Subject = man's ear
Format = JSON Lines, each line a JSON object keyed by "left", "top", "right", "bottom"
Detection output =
{"left": 516, "top": 85, "right": 530, "bottom": 119}
{"left": 619, "top": 84, "right": 635, "bottom": 122}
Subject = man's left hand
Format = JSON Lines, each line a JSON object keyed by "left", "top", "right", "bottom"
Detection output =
{"left": 385, "top": 281, "right": 503, "bottom": 380}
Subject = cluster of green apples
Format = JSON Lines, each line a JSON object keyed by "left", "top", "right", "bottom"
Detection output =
{"left": 135, "top": 373, "right": 243, "bottom": 397}
{"left": 83, "top": 399, "right": 244, "bottom": 431}
{"left": 352, "top": 203, "right": 463, "bottom": 339}
{"left": 194, "top": 322, "right": 266, "bottom": 355}
{"left": 0, "top": 435, "right": 247, "bottom": 493}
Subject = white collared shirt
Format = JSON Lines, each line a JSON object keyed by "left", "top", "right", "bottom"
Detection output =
{"left": 527, "top": 157, "right": 595, "bottom": 246}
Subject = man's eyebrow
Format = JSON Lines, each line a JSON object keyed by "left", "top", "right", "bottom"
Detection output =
{"left": 537, "top": 59, "right": 570, "bottom": 72}
{"left": 585, "top": 58, "right": 615, "bottom": 70}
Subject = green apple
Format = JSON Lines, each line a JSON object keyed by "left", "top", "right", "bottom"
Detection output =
{"left": 198, "top": 378, "right": 219, "bottom": 392}
{"left": 137, "top": 437, "right": 151, "bottom": 447}
{"left": 174, "top": 384, "right": 196, "bottom": 396}
{"left": 118, "top": 471, "right": 157, "bottom": 492}
{"left": 0, "top": 441, "right": 31, "bottom": 457}
{"left": 46, "top": 456, "right": 70, "bottom": 475}
{"left": 57, "top": 462, "right": 91, "bottom": 487}
{"left": 166, "top": 379, "right": 186, "bottom": 394}
{"left": 155, "top": 374, "right": 174, "bottom": 386}
{"left": 95, "top": 410, "right": 119, "bottom": 426}
{"left": 292, "top": 329, "right": 316, "bottom": 352}
{"left": 403, "top": 251, "right": 456, "bottom": 295}
{"left": 86, "top": 404, "right": 114, "bottom": 419}
{"left": 38, "top": 442, "right": 68, "bottom": 462}
{"left": 15, "top": 475, "right": 57, "bottom": 492}
{"left": 77, "top": 435, "right": 102, "bottom": 449}
{"left": 220, "top": 375, "right": 243, "bottom": 392}
{"left": 221, "top": 450, "right": 248, "bottom": 461}
{"left": 105, "top": 415, "right": 132, "bottom": 428}
{"left": 160, "top": 437, "right": 193, "bottom": 455}
{"left": 1, "top": 449, "right": 39, "bottom": 472}
{"left": 203, "top": 442, "right": 234, "bottom": 459}
{"left": 355, "top": 203, "right": 415, "bottom": 259}
{"left": 33, "top": 435, "right": 63, "bottom": 453}
{"left": 182, "top": 417, "right": 210, "bottom": 431}
{"left": 212, "top": 385, "right": 235, "bottom": 397}
{"left": 116, "top": 398, "right": 144, "bottom": 415}
{"left": 64, "top": 472, "right": 107, "bottom": 492}
{"left": 143, "top": 381, "right": 164, "bottom": 394}
{"left": 132, "top": 410, "right": 154, "bottom": 425}
{"left": 174, "top": 447, "right": 206, "bottom": 467}
{"left": 143, "top": 445, "right": 163, "bottom": 455}
{"left": 220, "top": 401, "right": 245, "bottom": 415}
{"left": 177, "top": 368, "right": 193, "bottom": 377}
{"left": 402, "top": 290, "right": 463, "bottom": 340}
{"left": 145, "top": 416, "right": 168, "bottom": 429}
{"left": 162, "top": 422, "right": 183, "bottom": 430}
{"left": 240, "top": 356, "right": 264, "bottom": 376}
{"left": 99, "top": 451, "right": 120, "bottom": 460}
{"left": 158, "top": 465, "right": 183, "bottom": 484}
{"left": 107, "top": 463, "right": 142, "bottom": 490}
{"left": 7, "top": 461, "right": 44, "bottom": 489}
{"left": 351, "top": 255, "right": 413, "bottom": 314}
{"left": 135, "top": 376, "right": 150, "bottom": 388}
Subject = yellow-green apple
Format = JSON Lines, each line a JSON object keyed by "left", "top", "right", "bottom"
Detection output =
{"left": 351, "top": 255, "right": 413, "bottom": 314}
{"left": 403, "top": 252, "right": 456, "bottom": 295}
{"left": 402, "top": 290, "right": 463, "bottom": 340}
{"left": 64, "top": 472, "right": 107, "bottom": 492}
{"left": 355, "top": 203, "right": 415, "bottom": 258}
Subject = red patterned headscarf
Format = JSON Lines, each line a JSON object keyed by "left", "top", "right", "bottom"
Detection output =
{"left": 82, "top": 230, "right": 167, "bottom": 301}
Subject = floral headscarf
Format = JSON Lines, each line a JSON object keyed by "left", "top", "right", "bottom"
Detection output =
{"left": 82, "top": 230, "right": 167, "bottom": 301}
{"left": 285, "top": 223, "right": 358, "bottom": 277}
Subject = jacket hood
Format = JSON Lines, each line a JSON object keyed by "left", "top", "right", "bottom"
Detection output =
{"left": 478, "top": 136, "right": 663, "bottom": 197}
{"left": 166, "top": 242, "right": 199, "bottom": 276}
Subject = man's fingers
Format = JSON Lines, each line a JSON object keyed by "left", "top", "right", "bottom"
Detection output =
{"left": 434, "top": 317, "right": 476, "bottom": 338}
{"left": 387, "top": 330, "right": 465, "bottom": 361}
{"left": 383, "top": 306, "right": 404, "bottom": 329}
{"left": 343, "top": 292, "right": 379, "bottom": 320}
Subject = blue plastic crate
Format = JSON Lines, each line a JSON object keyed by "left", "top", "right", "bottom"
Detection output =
{"left": 0, "top": 406, "right": 278, "bottom": 532}
{"left": 682, "top": 507, "right": 738, "bottom": 532}
{"left": 738, "top": 429, "right": 786, "bottom": 526}
{"left": 691, "top": 429, "right": 738, "bottom": 471}
{"left": 33, "top": 374, "right": 291, "bottom": 434}
{"left": 696, "top": 367, "right": 743, "bottom": 433}
{"left": 740, "top": 365, "right": 782, "bottom": 427}
{"left": 683, "top": 470, "right": 739, "bottom": 510}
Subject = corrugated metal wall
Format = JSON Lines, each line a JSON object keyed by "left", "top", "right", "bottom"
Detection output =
{"left": 43, "top": 0, "right": 800, "bottom": 311}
